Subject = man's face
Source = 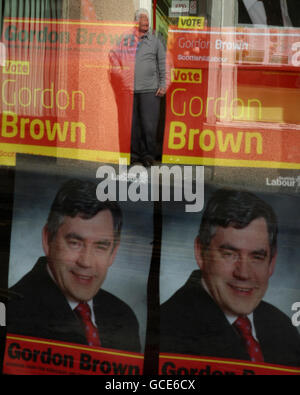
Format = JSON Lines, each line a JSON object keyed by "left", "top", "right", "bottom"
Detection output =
{"left": 138, "top": 14, "right": 149, "bottom": 33}
{"left": 42, "top": 210, "right": 118, "bottom": 302}
{"left": 195, "top": 218, "right": 276, "bottom": 316}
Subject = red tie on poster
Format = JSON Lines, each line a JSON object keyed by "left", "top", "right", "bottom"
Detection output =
{"left": 81, "top": 0, "right": 97, "bottom": 20}
{"left": 234, "top": 316, "right": 264, "bottom": 363}
{"left": 75, "top": 303, "right": 101, "bottom": 347}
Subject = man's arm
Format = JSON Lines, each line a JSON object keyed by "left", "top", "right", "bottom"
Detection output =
{"left": 156, "top": 37, "right": 166, "bottom": 97}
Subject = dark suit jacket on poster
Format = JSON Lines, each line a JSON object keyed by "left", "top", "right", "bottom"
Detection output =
{"left": 7, "top": 257, "right": 141, "bottom": 353}
{"left": 160, "top": 270, "right": 300, "bottom": 367}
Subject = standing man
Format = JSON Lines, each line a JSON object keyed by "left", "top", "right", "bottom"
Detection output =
{"left": 130, "top": 8, "right": 166, "bottom": 167}
{"left": 7, "top": 179, "right": 141, "bottom": 352}
{"left": 160, "top": 188, "right": 300, "bottom": 367}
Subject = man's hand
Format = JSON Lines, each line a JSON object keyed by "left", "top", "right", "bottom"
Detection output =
{"left": 156, "top": 87, "right": 166, "bottom": 97}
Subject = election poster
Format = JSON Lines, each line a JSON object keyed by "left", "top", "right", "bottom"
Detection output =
{"left": 3, "top": 154, "right": 156, "bottom": 375}
{"left": 159, "top": 165, "right": 300, "bottom": 375}
{"left": 0, "top": 18, "right": 137, "bottom": 167}
{"left": 162, "top": 26, "right": 300, "bottom": 169}
{"left": 1, "top": 6, "right": 300, "bottom": 379}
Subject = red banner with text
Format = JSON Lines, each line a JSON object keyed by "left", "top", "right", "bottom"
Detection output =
{"left": 4, "top": 334, "right": 143, "bottom": 375}
{"left": 0, "top": 18, "right": 137, "bottom": 166}
{"left": 162, "top": 27, "right": 300, "bottom": 169}
{"left": 159, "top": 353, "right": 300, "bottom": 376}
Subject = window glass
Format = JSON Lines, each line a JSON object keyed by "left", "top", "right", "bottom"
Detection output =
{"left": 1, "top": 0, "right": 299, "bottom": 376}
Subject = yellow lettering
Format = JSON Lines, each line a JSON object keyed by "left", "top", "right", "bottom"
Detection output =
{"left": 188, "top": 128, "right": 199, "bottom": 150}
{"left": 231, "top": 98, "right": 244, "bottom": 120}
{"left": 2, "top": 79, "right": 16, "bottom": 106}
{"left": 199, "top": 129, "right": 215, "bottom": 151}
{"left": 45, "top": 120, "right": 69, "bottom": 142}
{"left": 167, "top": 123, "right": 263, "bottom": 156}
{"left": 71, "top": 122, "right": 86, "bottom": 143}
{"left": 206, "top": 97, "right": 214, "bottom": 117}
{"left": 34, "top": 88, "right": 42, "bottom": 108}
{"left": 2, "top": 111, "right": 18, "bottom": 137}
{"left": 245, "top": 132, "right": 263, "bottom": 154}
{"left": 189, "top": 96, "right": 203, "bottom": 117}
{"left": 42, "top": 83, "right": 54, "bottom": 109}
{"left": 20, "top": 117, "right": 30, "bottom": 138}
{"left": 56, "top": 89, "right": 69, "bottom": 110}
{"left": 0, "top": 112, "right": 86, "bottom": 144}
{"left": 30, "top": 119, "right": 44, "bottom": 140}
{"left": 217, "top": 130, "right": 243, "bottom": 153}
{"left": 171, "top": 88, "right": 186, "bottom": 116}
{"left": 248, "top": 98, "right": 262, "bottom": 120}
{"left": 168, "top": 121, "right": 186, "bottom": 149}
{"left": 19, "top": 87, "right": 31, "bottom": 107}
{"left": 72, "top": 90, "right": 85, "bottom": 111}
{"left": 214, "top": 91, "right": 228, "bottom": 119}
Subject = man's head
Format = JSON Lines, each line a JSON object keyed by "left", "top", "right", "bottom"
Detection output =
{"left": 134, "top": 8, "right": 150, "bottom": 34}
{"left": 194, "top": 188, "right": 278, "bottom": 317}
{"left": 42, "top": 179, "right": 122, "bottom": 303}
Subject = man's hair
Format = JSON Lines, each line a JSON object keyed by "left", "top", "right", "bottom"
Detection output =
{"left": 134, "top": 8, "right": 149, "bottom": 21}
{"left": 198, "top": 188, "right": 278, "bottom": 259}
{"left": 46, "top": 179, "right": 122, "bottom": 246}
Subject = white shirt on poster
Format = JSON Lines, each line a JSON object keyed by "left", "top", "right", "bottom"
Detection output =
{"left": 47, "top": 263, "right": 98, "bottom": 327}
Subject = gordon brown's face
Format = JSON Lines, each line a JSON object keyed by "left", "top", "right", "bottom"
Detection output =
{"left": 42, "top": 210, "right": 118, "bottom": 303}
{"left": 195, "top": 218, "right": 276, "bottom": 317}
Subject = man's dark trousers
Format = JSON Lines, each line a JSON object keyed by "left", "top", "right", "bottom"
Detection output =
{"left": 130, "top": 91, "right": 161, "bottom": 163}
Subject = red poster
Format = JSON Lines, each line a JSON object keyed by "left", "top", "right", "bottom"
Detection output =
{"left": 4, "top": 334, "right": 143, "bottom": 375}
{"left": 159, "top": 353, "right": 300, "bottom": 376}
{"left": 163, "top": 27, "right": 300, "bottom": 169}
{"left": 0, "top": 18, "right": 136, "bottom": 166}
